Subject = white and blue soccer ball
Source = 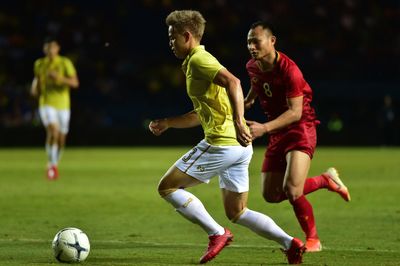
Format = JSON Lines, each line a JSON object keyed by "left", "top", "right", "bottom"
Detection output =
{"left": 52, "top": 227, "right": 90, "bottom": 263}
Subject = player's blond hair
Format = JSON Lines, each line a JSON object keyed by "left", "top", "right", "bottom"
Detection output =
{"left": 166, "top": 10, "right": 206, "bottom": 41}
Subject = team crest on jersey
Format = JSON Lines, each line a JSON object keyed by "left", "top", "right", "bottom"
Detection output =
{"left": 251, "top": 77, "right": 258, "bottom": 84}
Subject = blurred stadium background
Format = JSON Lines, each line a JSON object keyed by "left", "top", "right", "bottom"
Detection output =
{"left": 0, "top": 0, "right": 398, "bottom": 147}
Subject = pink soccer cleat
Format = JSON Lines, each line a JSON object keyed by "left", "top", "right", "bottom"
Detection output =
{"left": 323, "top": 167, "right": 351, "bottom": 201}
{"left": 199, "top": 228, "right": 233, "bottom": 264}
{"left": 305, "top": 237, "right": 322, "bottom": 252}
{"left": 47, "top": 165, "right": 59, "bottom": 180}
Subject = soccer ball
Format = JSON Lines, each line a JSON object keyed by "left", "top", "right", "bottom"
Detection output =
{"left": 52, "top": 227, "right": 90, "bottom": 263}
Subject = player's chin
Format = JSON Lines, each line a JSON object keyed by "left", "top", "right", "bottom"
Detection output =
{"left": 172, "top": 50, "right": 183, "bottom": 59}
{"left": 250, "top": 53, "right": 259, "bottom": 59}
{"left": 175, "top": 54, "right": 185, "bottom": 59}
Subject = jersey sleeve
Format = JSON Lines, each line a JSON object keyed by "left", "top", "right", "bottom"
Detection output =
{"left": 190, "top": 52, "right": 224, "bottom": 82}
{"left": 286, "top": 65, "right": 306, "bottom": 98}
{"left": 246, "top": 61, "right": 259, "bottom": 91}
{"left": 63, "top": 58, "right": 77, "bottom": 77}
{"left": 247, "top": 70, "right": 256, "bottom": 90}
{"left": 33, "top": 59, "right": 41, "bottom": 76}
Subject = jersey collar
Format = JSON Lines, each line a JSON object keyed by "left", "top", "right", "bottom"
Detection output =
{"left": 182, "top": 45, "right": 205, "bottom": 73}
{"left": 44, "top": 54, "right": 61, "bottom": 64}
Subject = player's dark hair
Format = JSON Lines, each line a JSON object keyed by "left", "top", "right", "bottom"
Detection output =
{"left": 250, "top": 21, "right": 275, "bottom": 36}
{"left": 43, "top": 36, "right": 59, "bottom": 44}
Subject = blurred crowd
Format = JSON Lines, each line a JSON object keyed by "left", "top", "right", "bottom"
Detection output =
{"left": 0, "top": 0, "right": 398, "bottom": 145}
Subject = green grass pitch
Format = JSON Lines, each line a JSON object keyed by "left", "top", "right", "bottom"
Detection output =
{"left": 0, "top": 147, "right": 399, "bottom": 265}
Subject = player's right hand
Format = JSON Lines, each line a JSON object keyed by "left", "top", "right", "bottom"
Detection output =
{"left": 149, "top": 119, "right": 168, "bottom": 136}
{"left": 246, "top": 120, "right": 267, "bottom": 140}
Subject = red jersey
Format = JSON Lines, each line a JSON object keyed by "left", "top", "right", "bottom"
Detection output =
{"left": 246, "top": 52, "right": 317, "bottom": 123}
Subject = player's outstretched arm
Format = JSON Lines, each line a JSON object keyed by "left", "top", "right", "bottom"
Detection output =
{"left": 48, "top": 71, "right": 79, "bottom": 88}
{"left": 264, "top": 95, "right": 303, "bottom": 133}
{"left": 213, "top": 68, "right": 252, "bottom": 146}
{"left": 247, "top": 96, "right": 303, "bottom": 140}
{"left": 244, "top": 87, "right": 257, "bottom": 110}
{"left": 30, "top": 77, "right": 40, "bottom": 98}
{"left": 149, "top": 110, "right": 200, "bottom": 136}
{"left": 246, "top": 120, "right": 267, "bottom": 140}
{"left": 65, "top": 75, "right": 79, "bottom": 89}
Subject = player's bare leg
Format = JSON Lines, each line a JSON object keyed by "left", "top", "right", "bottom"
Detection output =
{"left": 285, "top": 150, "right": 321, "bottom": 252}
{"left": 57, "top": 133, "right": 67, "bottom": 163}
{"left": 262, "top": 169, "right": 321, "bottom": 252}
{"left": 261, "top": 172, "right": 286, "bottom": 203}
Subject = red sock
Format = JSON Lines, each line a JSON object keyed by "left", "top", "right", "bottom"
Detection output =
{"left": 303, "top": 175, "right": 328, "bottom": 195}
{"left": 290, "top": 195, "right": 318, "bottom": 239}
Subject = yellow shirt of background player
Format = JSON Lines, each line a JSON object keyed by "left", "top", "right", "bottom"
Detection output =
{"left": 182, "top": 45, "right": 240, "bottom": 146}
{"left": 34, "top": 55, "right": 77, "bottom": 110}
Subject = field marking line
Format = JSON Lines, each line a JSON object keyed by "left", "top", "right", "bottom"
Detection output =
{"left": 0, "top": 238, "right": 396, "bottom": 254}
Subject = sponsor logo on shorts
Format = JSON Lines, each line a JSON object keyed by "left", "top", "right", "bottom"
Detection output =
{"left": 182, "top": 148, "right": 198, "bottom": 162}
{"left": 196, "top": 165, "right": 205, "bottom": 172}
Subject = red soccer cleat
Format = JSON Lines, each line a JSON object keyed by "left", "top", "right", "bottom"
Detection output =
{"left": 283, "top": 237, "right": 306, "bottom": 264}
{"left": 323, "top": 167, "right": 351, "bottom": 202}
{"left": 47, "top": 165, "right": 59, "bottom": 180}
{"left": 199, "top": 228, "right": 233, "bottom": 264}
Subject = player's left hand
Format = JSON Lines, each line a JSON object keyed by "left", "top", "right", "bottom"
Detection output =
{"left": 246, "top": 120, "right": 267, "bottom": 140}
{"left": 149, "top": 119, "right": 169, "bottom": 136}
{"left": 48, "top": 70, "right": 58, "bottom": 79}
{"left": 234, "top": 122, "right": 253, "bottom": 147}
{"left": 48, "top": 71, "right": 63, "bottom": 84}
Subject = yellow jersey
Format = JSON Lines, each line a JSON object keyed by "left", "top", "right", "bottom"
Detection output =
{"left": 182, "top": 45, "right": 239, "bottom": 146}
{"left": 34, "top": 55, "right": 77, "bottom": 109}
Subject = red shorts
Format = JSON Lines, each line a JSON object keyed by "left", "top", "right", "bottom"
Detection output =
{"left": 262, "top": 121, "right": 318, "bottom": 172}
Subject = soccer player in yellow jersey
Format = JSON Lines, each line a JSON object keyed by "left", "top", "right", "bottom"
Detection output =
{"left": 31, "top": 37, "right": 79, "bottom": 180}
{"left": 149, "top": 10, "right": 305, "bottom": 264}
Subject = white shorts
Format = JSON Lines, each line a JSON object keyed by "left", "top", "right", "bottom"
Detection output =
{"left": 175, "top": 139, "right": 253, "bottom": 193}
{"left": 39, "top": 105, "right": 71, "bottom": 134}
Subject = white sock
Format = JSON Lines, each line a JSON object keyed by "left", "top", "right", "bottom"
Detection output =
{"left": 50, "top": 144, "right": 58, "bottom": 166}
{"left": 236, "top": 208, "right": 293, "bottom": 249}
{"left": 164, "top": 189, "right": 225, "bottom": 236}
{"left": 57, "top": 147, "right": 64, "bottom": 162}
{"left": 45, "top": 143, "right": 51, "bottom": 165}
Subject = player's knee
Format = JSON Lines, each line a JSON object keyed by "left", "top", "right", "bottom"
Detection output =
{"left": 284, "top": 189, "right": 302, "bottom": 203}
{"left": 157, "top": 179, "right": 177, "bottom": 197}
{"left": 287, "top": 194, "right": 302, "bottom": 203}
{"left": 158, "top": 187, "right": 177, "bottom": 198}
{"left": 224, "top": 203, "right": 247, "bottom": 221}
{"left": 262, "top": 191, "right": 284, "bottom": 203}
{"left": 58, "top": 135, "right": 67, "bottom": 147}
{"left": 225, "top": 210, "right": 238, "bottom": 222}
{"left": 225, "top": 210, "right": 236, "bottom": 221}
{"left": 48, "top": 131, "right": 59, "bottom": 142}
{"left": 286, "top": 190, "right": 301, "bottom": 202}
{"left": 229, "top": 208, "right": 247, "bottom": 223}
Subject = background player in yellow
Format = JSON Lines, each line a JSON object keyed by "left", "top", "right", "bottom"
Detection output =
{"left": 149, "top": 10, "right": 305, "bottom": 264}
{"left": 31, "top": 37, "right": 79, "bottom": 180}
